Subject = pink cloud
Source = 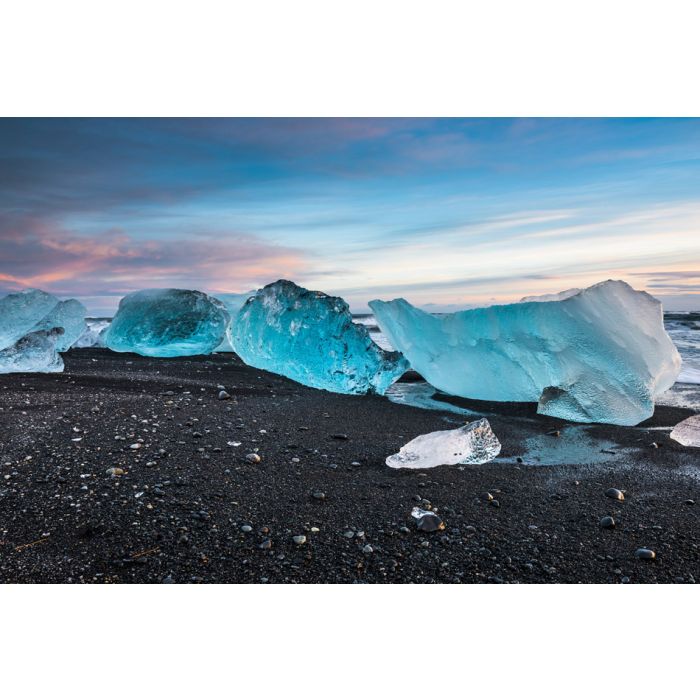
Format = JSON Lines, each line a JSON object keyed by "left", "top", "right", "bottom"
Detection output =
{"left": 0, "top": 215, "right": 309, "bottom": 297}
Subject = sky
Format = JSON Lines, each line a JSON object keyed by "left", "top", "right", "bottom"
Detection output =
{"left": 1, "top": 117, "right": 699, "bottom": 315}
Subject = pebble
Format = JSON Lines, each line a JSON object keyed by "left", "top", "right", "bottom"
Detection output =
{"left": 481, "top": 492, "right": 494, "bottom": 502}
{"left": 599, "top": 516, "right": 615, "bottom": 528}
{"left": 258, "top": 538, "right": 272, "bottom": 550}
{"left": 331, "top": 433, "right": 348, "bottom": 440}
{"left": 106, "top": 467, "right": 125, "bottom": 476}
{"left": 343, "top": 530, "right": 355, "bottom": 538}
{"left": 685, "top": 499, "right": 695, "bottom": 506}
{"left": 312, "top": 491, "right": 326, "bottom": 500}
{"left": 218, "top": 390, "right": 231, "bottom": 400}
{"left": 416, "top": 513, "right": 445, "bottom": 532}
{"left": 129, "top": 443, "right": 141, "bottom": 450}
{"left": 489, "top": 499, "right": 500, "bottom": 508}
{"left": 245, "top": 453, "right": 261, "bottom": 464}
{"left": 241, "top": 525, "right": 253, "bottom": 533}
{"left": 605, "top": 488, "right": 625, "bottom": 501}
{"left": 634, "top": 547, "right": 656, "bottom": 560}
{"left": 292, "top": 535, "right": 307, "bottom": 545}
{"left": 362, "top": 544, "right": 373, "bottom": 554}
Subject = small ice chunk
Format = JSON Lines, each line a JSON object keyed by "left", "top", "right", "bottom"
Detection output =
{"left": 386, "top": 418, "right": 501, "bottom": 469}
{"left": 73, "top": 319, "right": 110, "bottom": 348}
{"left": 0, "top": 328, "right": 65, "bottom": 374}
{"left": 670, "top": 415, "right": 700, "bottom": 447}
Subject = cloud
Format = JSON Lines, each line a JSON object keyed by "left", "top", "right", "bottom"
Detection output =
{"left": 0, "top": 213, "right": 309, "bottom": 297}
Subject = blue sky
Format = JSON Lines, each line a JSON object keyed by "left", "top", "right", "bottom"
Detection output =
{"left": 1, "top": 118, "right": 699, "bottom": 314}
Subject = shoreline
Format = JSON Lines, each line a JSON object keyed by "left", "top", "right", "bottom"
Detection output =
{"left": 0, "top": 348, "right": 698, "bottom": 583}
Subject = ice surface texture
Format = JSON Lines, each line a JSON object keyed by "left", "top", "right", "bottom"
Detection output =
{"left": 30, "top": 299, "right": 87, "bottom": 351}
{"left": 231, "top": 280, "right": 409, "bottom": 394}
{"left": 370, "top": 280, "right": 681, "bottom": 426}
{"left": 386, "top": 418, "right": 501, "bottom": 469}
{"left": 0, "top": 328, "right": 65, "bottom": 373}
{"left": 73, "top": 319, "right": 110, "bottom": 348}
{"left": 212, "top": 291, "right": 257, "bottom": 351}
{"left": 105, "top": 288, "right": 230, "bottom": 357}
{"left": 0, "top": 289, "right": 87, "bottom": 352}
{"left": 670, "top": 415, "right": 700, "bottom": 447}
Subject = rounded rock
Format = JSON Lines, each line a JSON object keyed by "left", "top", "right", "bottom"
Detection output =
{"left": 292, "top": 535, "right": 307, "bottom": 545}
{"left": 245, "top": 453, "right": 261, "bottom": 464}
{"left": 605, "top": 488, "right": 625, "bottom": 501}
{"left": 634, "top": 547, "right": 656, "bottom": 560}
{"left": 599, "top": 516, "right": 615, "bottom": 528}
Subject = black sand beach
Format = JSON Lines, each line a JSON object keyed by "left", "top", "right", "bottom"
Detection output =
{"left": 0, "top": 349, "right": 698, "bottom": 583}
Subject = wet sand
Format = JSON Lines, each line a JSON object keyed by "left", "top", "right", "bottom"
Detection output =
{"left": 0, "top": 349, "right": 698, "bottom": 583}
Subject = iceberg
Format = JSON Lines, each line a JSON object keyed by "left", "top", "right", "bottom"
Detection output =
{"left": 0, "top": 288, "right": 61, "bottom": 349}
{"left": 30, "top": 298, "right": 87, "bottom": 351}
{"left": 370, "top": 280, "right": 681, "bottom": 426}
{"left": 230, "top": 280, "right": 409, "bottom": 394}
{"left": 386, "top": 418, "right": 501, "bottom": 469}
{"left": 0, "top": 328, "right": 65, "bottom": 374}
{"left": 670, "top": 415, "right": 700, "bottom": 447}
{"left": 104, "top": 288, "right": 230, "bottom": 357}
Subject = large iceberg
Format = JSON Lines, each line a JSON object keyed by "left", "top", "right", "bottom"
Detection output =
{"left": 386, "top": 418, "right": 501, "bottom": 469}
{"left": 30, "top": 298, "right": 87, "bottom": 351}
{"left": 230, "top": 280, "right": 409, "bottom": 394}
{"left": 104, "top": 288, "right": 230, "bottom": 357}
{"left": 370, "top": 280, "right": 681, "bottom": 425}
{"left": 0, "top": 328, "right": 65, "bottom": 373}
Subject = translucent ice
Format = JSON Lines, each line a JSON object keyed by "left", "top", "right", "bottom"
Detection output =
{"left": 104, "top": 288, "right": 230, "bottom": 357}
{"left": 386, "top": 418, "right": 501, "bottom": 469}
{"left": 73, "top": 319, "right": 110, "bottom": 348}
{"left": 0, "top": 328, "right": 65, "bottom": 374}
{"left": 0, "top": 288, "right": 61, "bottom": 349}
{"left": 230, "top": 280, "right": 408, "bottom": 394}
{"left": 670, "top": 415, "right": 700, "bottom": 447}
{"left": 30, "top": 298, "right": 87, "bottom": 351}
{"left": 370, "top": 280, "right": 681, "bottom": 426}
{"left": 212, "top": 290, "right": 258, "bottom": 351}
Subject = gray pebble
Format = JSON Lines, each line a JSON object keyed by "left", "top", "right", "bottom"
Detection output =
{"left": 605, "top": 488, "right": 625, "bottom": 501}
{"left": 634, "top": 547, "right": 656, "bottom": 560}
{"left": 599, "top": 516, "right": 615, "bottom": 528}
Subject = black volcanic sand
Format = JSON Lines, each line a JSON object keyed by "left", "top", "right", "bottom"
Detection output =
{"left": 0, "top": 348, "right": 698, "bottom": 584}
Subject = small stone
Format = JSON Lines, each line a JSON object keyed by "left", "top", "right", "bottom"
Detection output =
{"left": 605, "top": 488, "right": 625, "bottom": 501}
{"left": 312, "top": 491, "right": 326, "bottom": 501}
{"left": 362, "top": 544, "right": 373, "bottom": 554}
{"left": 241, "top": 525, "right": 253, "bottom": 533}
{"left": 245, "top": 453, "right": 261, "bottom": 464}
{"left": 218, "top": 390, "right": 231, "bottom": 400}
{"left": 621, "top": 576, "right": 630, "bottom": 583}
{"left": 343, "top": 530, "right": 355, "bottom": 538}
{"left": 599, "top": 516, "right": 615, "bottom": 528}
{"left": 685, "top": 499, "right": 695, "bottom": 506}
{"left": 546, "top": 429, "right": 561, "bottom": 437}
{"left": 416, "top": 513, "right": 445, "bottom": 532}
{"left": 331, "top": 433, "right": 348, "bottom": 440}
{"left": 292, "top": 535, "right": 307, "bottom": 545}
{"left": 106, "top": 467, "right": 125, "bottom": 476}
{"left": 635, "top": 547, "right": 656, "bottom": 560}
{"left": 162, "top": 575, "right": 175, "bottom": 584}
{"left": 489, "top": 499, "right": 500, "bottom": 508}
{"left": 258, "top": 538, "right": 272, "bottom": 550}
{"left": 129, "top": 443, "right": 141, "bottom": 450}
{"left": 481, "top": 492, "right": 494, "bottom": 502}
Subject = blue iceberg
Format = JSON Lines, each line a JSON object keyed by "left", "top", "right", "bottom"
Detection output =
{"left": 370, "top": 280, "right": 681, "bottom": 425}
{"left": 231, "top": 280, "right": 408, "bottom": 394}
{"left": 104, "top": 288, "right": 230, "bottom": 357}
{"left": 73, "top": 319, "right": 110, "bottom": 348}
{"left": 0, "top": 328, "right": 65, "bottom": 374}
